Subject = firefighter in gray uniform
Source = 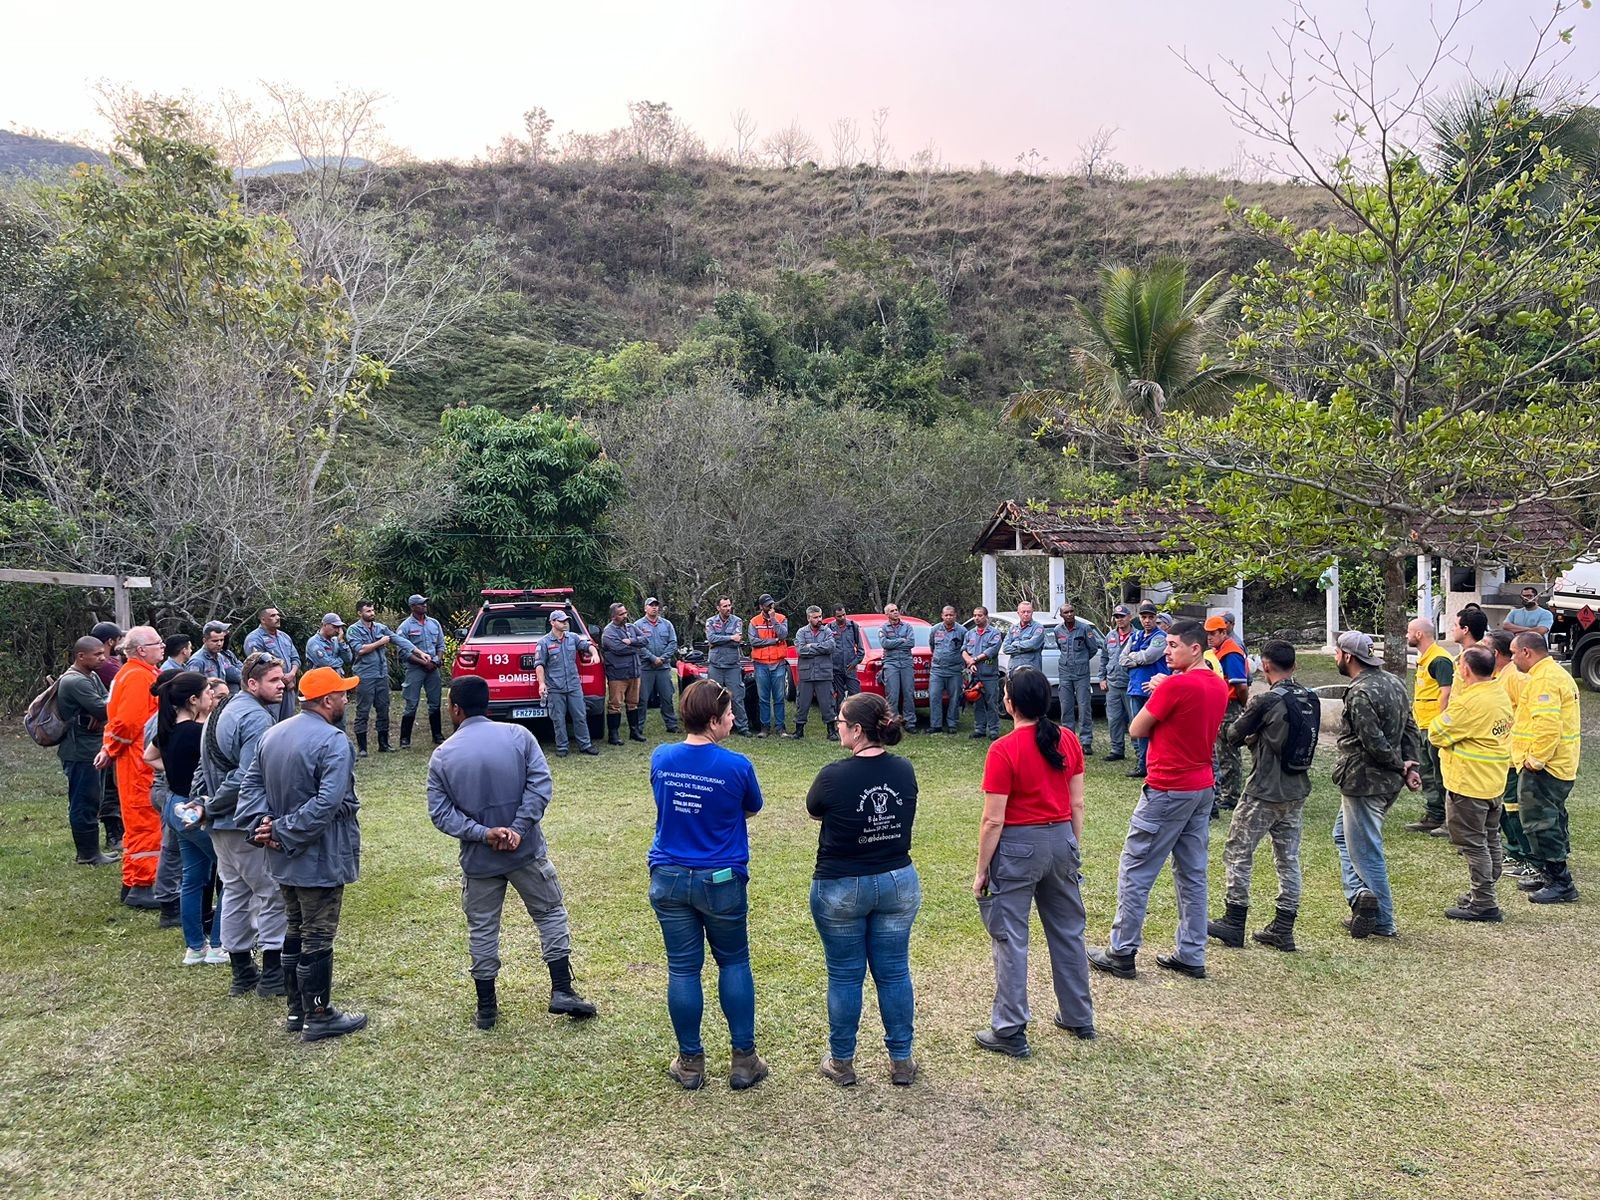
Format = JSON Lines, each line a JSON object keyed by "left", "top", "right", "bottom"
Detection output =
{"left": 534, "top": 611, "right": 599, "bottom": 757}
{"left": 879, "top": 603, "right": 919, "bottom": 731}
{"left": 1053, "top": 602, "right": 1107, "bottom": 753}
{"left": 703, "top": 596, "right": 751, "bottom": 736}
{"left": 189, "top": 621, "right": 244, "bottom": 693}
{"left": 1000, "top": 600, "right": 1046, "bottom": 674}
{"left": 928, "top": 605, "right": 966, "bottom": 734}
{"left": 964, "top": 608, "right": 1005, "bottom": 738}
{"left": 346, "top": 600, "right": 415, "bottom": 758}
{"left": 636, "top": 597, "right": 680, "bottom": 735}
{"left": 1100, "top": 605, "right": 1135, "bottom": 761}
{"left": 793, "top": 607, "right": 838, "bottom": 740}
{"left": 398, "top": 594, "right": 447, "bottom": 749}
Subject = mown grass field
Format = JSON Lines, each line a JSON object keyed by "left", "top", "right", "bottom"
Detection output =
{"left": 2, "top": 682, "right": 1597, "bottom": 1200}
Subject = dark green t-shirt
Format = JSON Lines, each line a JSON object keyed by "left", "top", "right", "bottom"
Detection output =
{"left": 55, "top": 668, "right": 108, "bottom": 764}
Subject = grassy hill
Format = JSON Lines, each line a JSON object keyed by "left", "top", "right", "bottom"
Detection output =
{"left": 0, "top": 129, "right": 105, "bottom": 175}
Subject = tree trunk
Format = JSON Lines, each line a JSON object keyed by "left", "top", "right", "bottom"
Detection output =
{"left": 1381, "top": 553, "right": 1409, "bottom": 674}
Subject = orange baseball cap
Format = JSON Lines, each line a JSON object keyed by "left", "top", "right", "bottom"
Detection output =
{"left": 300, "top": 666, "right": 360, "bottom": 700}
{"left": 1204, "top": 615, "right": 1228, "bottom": 632}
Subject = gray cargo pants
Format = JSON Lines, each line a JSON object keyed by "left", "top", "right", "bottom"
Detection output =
{"left": 1109, "top": 785, "right": 1214, "bottom": 966}
{"left": 463, "top": 859, "right": 572, "bottom": 979}
{"left": 1058, "top": 674, "right": 1094, "bottom": 750}
{"left": 706, "top": 664, "right": 749, "bottom": 732}
{"left": 547, "top": 686, "right": 592, "bottom": 752}
{"left": 213, "top": 828, "right": 288, "bottom": 952}
{"left": 639, "top": 666, "right": 678, "bottom": 732}
{"left": 881, "top": 661, "right": 917, "bottom": 729}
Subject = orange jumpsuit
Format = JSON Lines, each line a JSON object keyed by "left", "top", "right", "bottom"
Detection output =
{"left": 103, "top": 658, "right": 160, "bottom": 888}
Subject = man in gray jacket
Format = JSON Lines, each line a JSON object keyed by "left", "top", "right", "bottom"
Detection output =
{"left": 793, "top": 607, "right": 838, "bottom": 741}
{"left": 600, "top": 602, "right": 646, "bottom": 745}
{"left": 347, "top": 601, "right": 416, "bottom": 758}
{"left": 879, "top": 603, "right": 919, "bottom": 732}
{"left": 239, "top": 666, "right": 366, "bottom": 1042}
{"left": 427, "top": 675, "right": 599, "bottom": 1030}
{"left": 928, "top": 605, "right": 966, "bottom": 735}
{"left": 201, "top": 652, "right": 290, "bottom": 1000}
{"left": 1053, "top": 602, "right": 1106, "bottom": 754}
{"left": 828, "top": 605, "right": 865, "bottom": 709}
{"left": 1100, "top": 605, "right": 1134, "bottom": 762}
{"left": 636, "top": 597, "right": 679, "bottom": 735}
{"left": 704, "top": 596, "right": 751, "bottom": 736}
{"left": 1001, "top": 601, "right": 1046, "bottom": 674}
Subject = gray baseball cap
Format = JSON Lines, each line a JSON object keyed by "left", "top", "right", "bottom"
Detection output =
{"left": 549, "top": 610, "right": 569, "bottom": 624}
{"left": 201, "top": 620, "right": 231, "bottom": 636}
{"left": 407, "top": 594, "right": 428, "bottom": 607}
{"left": 321, "top": 613, "right": 345, "bottom": 626}
{"left": 1337, "top": 630, "right": 1383, "bottom": 667}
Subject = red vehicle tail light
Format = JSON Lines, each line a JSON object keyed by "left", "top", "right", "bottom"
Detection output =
{"left": 456, "top": 651, "right": 479, "bottom": 669}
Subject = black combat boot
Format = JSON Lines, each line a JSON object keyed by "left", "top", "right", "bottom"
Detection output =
{"left": 282, "top": 938, "right": 303, "bottom": 1034}
{"left": 1252, "top": 907, "right": 1299, "bottom": 951}
{"left": 628, "top": 708, "right": 646, "bottom": 742}
{"left": 429, "top": 709, "right": 444, "bottom": 745}
{"left": 474, "top": 977, "right": 498, "bottom": 1030}
{"left": 1207, "top": 902, "right": 1249, "bottom": 948}
{"left": 377, "top": 728, "right": 392, "bottom": 753}
{"left": 257, "top": 948, "right": 287, "bottom": 997}
{"left": 228, "top": 951, "right": 260, "bottom": 997}
{"left": 298, "top": 948, "right": 368, "bottom": 1043}
{"left": 1087, "top": 947, "right": 1137, "bottom": 978}
{"left": 547, "top": 956, "right": 598, "bottom": 1019}
{"left": 399, "top": 713, "right": 415, "bottom": 749}
{"left": 356, "top": 732, "right": 368, "bottom": 760}
{"left": 792, "top": 725, "right": 805, "bottom": 739}
{"left": 606, "top": 713, "right": 623, "bottom": 746}
{"left": 158, "top": 899, "right": 182, "bottom": 929}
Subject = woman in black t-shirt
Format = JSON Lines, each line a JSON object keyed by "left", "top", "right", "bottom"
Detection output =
{"left": 144, "top": 671, "right": 223, "bottom": 965}
{"left": 805, "top": 692, "right": 920, "bottom": 1088}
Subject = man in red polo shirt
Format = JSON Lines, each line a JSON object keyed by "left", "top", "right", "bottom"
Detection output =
{"left": 1089, "top": 617, "right": 1228, "bottom": 980}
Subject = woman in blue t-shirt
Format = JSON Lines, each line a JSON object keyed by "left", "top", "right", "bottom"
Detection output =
{"left": 647, "top": 679, "right": 767, "bottom": 1092}
{"left": 805, "top": 691, "right": 920, "bottom": 1088}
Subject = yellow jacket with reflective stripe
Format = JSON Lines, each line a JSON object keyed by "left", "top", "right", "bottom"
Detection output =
{"left": 1512, "top": 655, "right": 1581, "bottom": 781}
{"left": 1412, "top": 641, "right": 1452, "bottom": 728}
{"left": 1427, "top": 678, "right": 1513, "bottom": 800}
{"left": 1495, "top": 662, "right": 1524, "bottom": 710}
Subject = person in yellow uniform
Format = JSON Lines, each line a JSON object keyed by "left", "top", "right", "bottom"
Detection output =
{"left": 1489, "top": 632, "right": 1533, "bottom": 877}
{"left": 1509, "top": 632, "right": 1582, "bottom": 904}
{"left": 1404, "top": 617, "right": 1454, "bottom": 833}
{"left": 1427, "top": 647, "right": 1514, "bottom": 922}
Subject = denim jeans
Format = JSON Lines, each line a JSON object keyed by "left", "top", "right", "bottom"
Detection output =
{"left": 165, "top": 794, "right": 221, "bottom": 951}
{"left": 649, "top": 864, "right": 756, "bottom": 1056}
{"left": 1333, "top": 792, "right": 1398, "bottom": 935}
{"left": 755, "top": 661, "right": 788, "bottom": 731}
{"left": 62, "top": 760, "right": 102, "bottom": 858}
{"left": 810, "top": 865, "right": 920, "bottom": 1061}
{"left": 1125, "top": 692, "right": 1149, "bottom": 770}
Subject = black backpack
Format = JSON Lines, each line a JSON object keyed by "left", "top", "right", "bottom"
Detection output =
{"left": 1273, "top": 680, "right": 1321, "bottom": 774}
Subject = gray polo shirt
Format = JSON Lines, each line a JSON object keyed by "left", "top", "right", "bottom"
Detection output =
{"left": 426, "top": 715, "right": 552, "bottom": 877}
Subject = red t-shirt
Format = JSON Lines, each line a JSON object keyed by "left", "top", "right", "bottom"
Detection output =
{"left": 981, "top": 725, "right": 1084, "bottom": 825}
{"left": 1143, "top": 665, "right": 1229, "bottom": 791}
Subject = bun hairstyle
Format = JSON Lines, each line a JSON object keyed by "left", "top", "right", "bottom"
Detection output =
{"left": 1003, "top": 667, "right": 1066, "bottom": 771}
{"left": 152, "top": 669, "right": 209, "bottom": 752}
{"left": 838, "top": 692, "right": 903, "bottom": 747}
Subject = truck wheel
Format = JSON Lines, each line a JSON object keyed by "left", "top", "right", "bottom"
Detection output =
{"left": 1581, "top": 645, "right": 1600, "bottom": 692}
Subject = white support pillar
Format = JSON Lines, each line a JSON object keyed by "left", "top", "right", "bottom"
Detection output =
{"left": 1417, "top": 554, "right": 1433, "bottom": 622}
{"left": 1048, "top": 556, "right": 1066, "bottom": 614}
{"left": 1227, "top": 576, "right": 1245, "bottom": 644}
{"left": 982, "top": 553, "right": 998, "bottom": 615}
{"left": 1324, "top": 561, "right": 1341, "bottom": 651}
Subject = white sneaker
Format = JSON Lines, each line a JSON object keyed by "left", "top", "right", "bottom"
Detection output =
{"left": 183, "top": 948, "right": 206, "bottom": 966}
{"left": 204, "top": 945, "right": 229, "bottom": 965}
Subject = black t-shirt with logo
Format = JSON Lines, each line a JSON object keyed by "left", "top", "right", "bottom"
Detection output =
{"left": 805, "top": 752, "right": 918, "bottom": 880}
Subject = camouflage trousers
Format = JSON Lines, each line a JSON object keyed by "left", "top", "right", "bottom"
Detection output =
{"left": 1221, "top": 794, "right": 1305, "bottom": 913}
{"left": 1213, "top": 701, "right": 1245, "bottom": 807}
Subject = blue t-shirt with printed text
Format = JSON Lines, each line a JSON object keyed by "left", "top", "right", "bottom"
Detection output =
{"left": 648, "top": 741, "right": 764, "bottom": 877}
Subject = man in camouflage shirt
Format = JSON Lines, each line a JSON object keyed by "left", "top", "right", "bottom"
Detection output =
{"left": 1329, "top": 631, "right": 1422, "bottom": 940}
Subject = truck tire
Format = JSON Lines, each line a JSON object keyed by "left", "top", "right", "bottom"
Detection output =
{"left": 1580, "top": 641, "right": 1600, "bottom": 692}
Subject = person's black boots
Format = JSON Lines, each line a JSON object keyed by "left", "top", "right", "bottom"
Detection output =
{"left": 228, "top": 951, "right": 260, "bottom": 997}
{"left": 298, "top": 948, "right": 368, "bottom": 1043}
{"left": 1207, "top": 902, "right": 1249, "bottom": 948}
{"left": 606, "top": 713, "right": 623, "bottom": 745}
{"left": 1087, "top": 947, "right": 1138, "bottom": 978}
{"left": 1252, "top": 907, "right": 1299, "bottom": 952}
{"left": 257, "top": 948, "right": 287, "bottom": 997}
{"left": 399, "top": 714, "right": 415, "bottom": 749}
{"left": 474, "top": 977, "right": 498, "bottom": 1030}
{"left": 158, "top": 899, "right": 181, "bottom": 929}
{"left": 356, "top": 732, "right": 369, "bottom": 760}
{"left": 377, "top": 729, "right": 392, "bottom": 753}
{"left": 547, "top": 956, "right": 598, "bottom": 1019}
{"left": 826, "top": 724, "right": 839, "bottom": 742}
{"left": 429, "top": 709, "right": 444, "bottom": 745}
{"left": 282, "top": 938, "right": 304, "bottom": 1034}
{"left": 792, "top": 725, "right": 805, "bottom": 739}
{"left": 628, "top": 709, "right": 646, "bottom": 742}
{"left": 70, "top": 825, "right": 102, "bottom": 864}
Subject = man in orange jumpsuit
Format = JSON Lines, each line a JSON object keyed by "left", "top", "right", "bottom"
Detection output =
{"left": 96, "top": 625, "right": 165, "bottom": 908}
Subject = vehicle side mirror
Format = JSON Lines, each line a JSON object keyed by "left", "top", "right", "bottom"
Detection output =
{"left": 456, "top": 628, "right": 468, "bottom": 639}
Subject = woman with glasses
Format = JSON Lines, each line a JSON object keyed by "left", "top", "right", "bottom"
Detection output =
{"left": 647, "top": 679, "right": 768, "bottom": 1092}
{"left": 806, "top": 691, "right": 921, "bottom": 1087}
{"left": 145, "top": 671, "right": 226, "bottom": 965}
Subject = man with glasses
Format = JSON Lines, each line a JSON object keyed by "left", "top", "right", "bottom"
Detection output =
{"left": 96, "top": 625, "right": 165, "bottom": 908}
{"left": 245, "top": 606, "right": 301, "bottom": 722}
{"left": 189, "top": 621, "right": 244, "bottom": 692}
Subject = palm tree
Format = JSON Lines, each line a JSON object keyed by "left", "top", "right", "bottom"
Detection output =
{"left": 1427, "top": 81, "right": 1600, "bottom": 212}
{"left": 1008, "top": 258, "right": 1254, "bottom": 486}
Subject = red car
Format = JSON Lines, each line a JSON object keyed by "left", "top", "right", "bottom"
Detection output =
{"left": 451, "top": 588, "right": 606, "bottom": 732}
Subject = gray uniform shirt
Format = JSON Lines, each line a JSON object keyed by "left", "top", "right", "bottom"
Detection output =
{"left": 1052, "top": 620, "right": 1106, "bottom": 680}
{"left": 929, "top": 623, "right": 966, "bottom": 676}
{"left": 535, "top": 632, "right": 592, "bottom": 694}
{"left": 1002, "top": 620, "right": 1046, "bottom": 673}
{"left": 1102, "top": 626, "right": 1133, "bottom": 687}
{"left": 243, "top": 627, "right": 301, "bottom": 674}
{"left": 347, "top": 619, "right": 415, "bottom": 680}
{"left": 794, "top": 624, "right": 837, "bottom": 683}
{"left": 303, "top": 633, "right": 353, "bottom": 673}
{"left": 188, "top": 646, "right": 243, "bottom": 691}
{"left": 601, "top": 620, "right": 645, "bottom": 680}
{"left": 398, "top": 615, "right": 446, "bottom": 663}
{"left": 427, "top": 715, "right": 552, "bottom": 877}
{"left": 201, "top": 692, "right": 277, "bottom": 830}
{"left": 55, "top": 666, "right": 108, "bottom": 764}
{"left": 880, "top": 619, "right": 915, "bottom": 667}
{"left": 637, "top": 616, "right": 679, "bottom": 668}
{"left": 237, "top": 711, "right": 361, "bottom": 888}
{"left": 705, "top": 614, "right": 744, "bottom": 669}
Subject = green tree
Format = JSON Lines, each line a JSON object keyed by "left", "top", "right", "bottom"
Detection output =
{"left": 363, "top": 405, "right": 621, "bottom": 614}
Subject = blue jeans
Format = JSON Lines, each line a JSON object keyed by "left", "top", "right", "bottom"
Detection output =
{"left": 755, "top": 661, "right": 788, "bottom": 731}
{"left": 1125, "top": 692, "right": 1149, "bottom": 770}
{"left": 648, "top": 864, "right": 756, "bottom": 1055}
{"left": 165, "top": 794, "right": 221, "bottom": 951}
{"left": 1333, "top": 792, "right": 1398, "bottom": 935}
{"left": 810, "top": 865, "right": 921, "bottom": 1061}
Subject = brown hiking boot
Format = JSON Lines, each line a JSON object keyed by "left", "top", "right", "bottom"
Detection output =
{"left": 819, "top": 1054, "right": 857, "bottom": 1087}
{"left": 890, "top": 1058, "right": 919, "bottom": 1085}
{"left": 729, "top": 1048, "right": 769, "bottom": 1091}
{"left": 668, "top": 1052, "right": 706, "bottom": 1090}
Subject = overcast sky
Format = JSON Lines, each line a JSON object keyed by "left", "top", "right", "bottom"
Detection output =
{"left": 5, "top": 1, "right": 1596, "bottom": 172}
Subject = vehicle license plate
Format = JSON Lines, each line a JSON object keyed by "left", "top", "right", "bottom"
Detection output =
{"left": 914, "top": 689, "right": 929, "bottom": 701}
{"left": 513, "top": 706, "right": 546, "bottom": 719}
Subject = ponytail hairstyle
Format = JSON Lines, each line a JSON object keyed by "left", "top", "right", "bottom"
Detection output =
{"left": 838, "top": 691, "right": 903, "bottom": 747}
{"left": 1003, "top": 667, "right": 1065, "bottom": 771}
{"left": 152, "top": 670, "right": 209, "bottom": 752}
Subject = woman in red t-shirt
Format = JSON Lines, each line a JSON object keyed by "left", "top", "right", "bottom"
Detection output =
{"left": 972, "top": 667, "right": 1094, "bottom": 1058}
